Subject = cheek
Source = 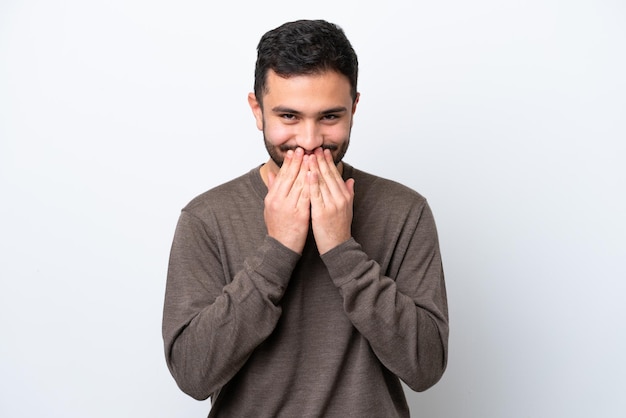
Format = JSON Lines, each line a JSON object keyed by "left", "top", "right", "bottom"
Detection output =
{"left": 264, "top": 122, "right": 294, "bottom": 146}
{"left": 326, "top": 122, "right": 352, "bottom": 142}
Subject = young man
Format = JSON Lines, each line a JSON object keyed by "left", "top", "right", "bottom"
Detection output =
{"left": 163, "top": 19, "right": 449, "bottom": 417}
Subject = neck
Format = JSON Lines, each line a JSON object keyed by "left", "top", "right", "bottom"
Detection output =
{"left": 259, "top": 159, "right": 279, "bottom": 187}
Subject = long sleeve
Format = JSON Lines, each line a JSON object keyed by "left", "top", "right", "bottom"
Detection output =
{"left": 162, "top": 166, "right": 448, "bottom": 416}
{"left": 162, "top": 210, "right": 300, "bottom": 400}
{"left": 321, "top": 197, "right": 449, "bottom": 392}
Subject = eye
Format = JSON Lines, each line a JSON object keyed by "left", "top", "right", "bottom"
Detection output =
{"left": 280, "top": 113, "right": 298, "bottom": 121}
{"left": 321, "top": 114, "right": 340, "bottom": 123}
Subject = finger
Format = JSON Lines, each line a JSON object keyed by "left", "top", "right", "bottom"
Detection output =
{"left": 298, "top": 167, "right": 311, "bottom": 205}
{"left": 313, "top": 148, "right": 345, "bottom": 200}
{"left": 270, "top": 149, "right": 293, "bottom": 189}
{"left": 325, "top": 148, "right": 350, "bottom": 194}
{"left": 278, "top": 153, "right": 310, "bottom": 210}
{"left": 273, "top": 148, "right": 304, "bottom": 196}
{"left": 268, "top": 170, "right": 276, "bottom": 188}
{"left": 308, "top": 169, "right": 324, "bottom": 207}
{"left": 345, "top": 178, "right": 355, "bottom": 197}
{"left": 310, "top": 151, "right": 340, "bottom": 206}
{"left": 306, "top": 151, "right": 326, "bottom": 200}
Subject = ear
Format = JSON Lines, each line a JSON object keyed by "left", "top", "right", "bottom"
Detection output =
{"left": 248, "top": 92, "right": 264, "bottom": 131}
{"left": 350, "top": 92, "right": 360, "bottom": 127}
{"left": 352, "top": 92, "right": 360, "bottom": 115}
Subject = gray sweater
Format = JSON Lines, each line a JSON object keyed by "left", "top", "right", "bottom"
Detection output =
{"left": 162, "top": 163, "right": 449, "bottom": 417}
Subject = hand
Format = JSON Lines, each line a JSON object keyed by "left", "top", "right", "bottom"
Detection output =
{"left": 308, "top": 148, "right": 355, "bottom": 254}
{"left": 264, "top": 148, "right": 311, "bottom": 254}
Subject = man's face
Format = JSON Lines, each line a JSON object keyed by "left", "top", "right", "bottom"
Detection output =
{"left": 249, "top": 69, "right": 359, "bottom": 168}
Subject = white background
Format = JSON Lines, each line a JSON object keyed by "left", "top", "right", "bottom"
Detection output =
{"left": 1, "top": 1, "right": 625, "bottom": 417}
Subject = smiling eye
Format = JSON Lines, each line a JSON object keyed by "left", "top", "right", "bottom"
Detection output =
{"left": 321, "top": 114, "right": 341, "bottom": 123}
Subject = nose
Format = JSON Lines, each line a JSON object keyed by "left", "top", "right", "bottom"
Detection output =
{"left": 296, "top": 120, "right": 323, "bottom": 153}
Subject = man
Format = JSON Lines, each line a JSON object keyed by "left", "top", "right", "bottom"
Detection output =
{"left": 163, "top": 19, "right": 448, "bottom": 417}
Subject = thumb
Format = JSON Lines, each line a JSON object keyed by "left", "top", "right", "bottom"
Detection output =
{"left": 345, "top": 178, "right": 355, "bottom": 195}
{"left": 267, "top": 171, "right": 276, "bottom": 188}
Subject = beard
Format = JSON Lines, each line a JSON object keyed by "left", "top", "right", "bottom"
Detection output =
{"left": 263, "top": 132, "right": 351, "bottom": 168}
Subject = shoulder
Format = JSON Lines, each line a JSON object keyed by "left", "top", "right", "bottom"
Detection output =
{"left": 347, "top": 164, "right": 427, "bottom": 209}
{"left": 346, "top": 164, "right": 439, "bottom": 254}
{"left": 181, "top": 167, "right": 264, "bottom": 219}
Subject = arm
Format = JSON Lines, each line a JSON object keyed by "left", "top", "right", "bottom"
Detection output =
{"left": 162, "top": 210, "right": 300, "bottom": 400}
{"left": 307, "top": 149, "right": 447, "bottom": 390}
{"left": 163, "top": 150, "right": 310, "bottom": 400}
{"left": 321, "top": 201, "right": 449, "bottom": 392}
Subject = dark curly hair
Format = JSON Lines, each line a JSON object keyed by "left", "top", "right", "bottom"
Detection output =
{"left": 253, "top": 19, "right": 359, "bottom": 106}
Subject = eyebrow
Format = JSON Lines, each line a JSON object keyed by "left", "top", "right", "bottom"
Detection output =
{"left": 271, "top": 106, "right": 348, "bottom": 116}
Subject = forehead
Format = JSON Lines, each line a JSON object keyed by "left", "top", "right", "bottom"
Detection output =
{"left": 262, "top": 69, "right": 352, "bottom": 109}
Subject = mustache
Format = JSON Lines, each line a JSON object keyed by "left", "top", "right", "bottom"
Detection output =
{"left": 278, "top": 144, "right": 338, "bottom": 152}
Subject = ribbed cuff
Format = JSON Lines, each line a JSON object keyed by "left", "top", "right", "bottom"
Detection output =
{"left": 251, "top": 235, "right": 301, "bottom": 288}
{"left": 320, "top": 238, "right": 370, "bottom": 287}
